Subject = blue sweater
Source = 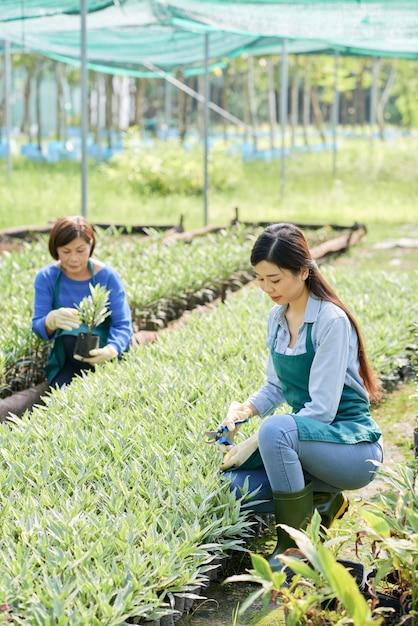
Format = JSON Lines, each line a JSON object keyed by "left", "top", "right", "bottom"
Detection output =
{"left": 32, "top": 262, "right": 132, "bottom": 355}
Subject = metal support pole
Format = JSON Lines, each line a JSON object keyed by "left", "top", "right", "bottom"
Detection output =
{"left": 280, "top": 39, "right": 288, "bottom": 199}
{"left": 332, "top": 51, "right": 339, "bottom": 178}
{"left": 81, "top": 0, "right": 88, "bottom": 217}
{"left": 203, "top": 33, "right": 209, "bottom": 226}
{"left": 4, "top": 39, "right": 12, "bottom": 181}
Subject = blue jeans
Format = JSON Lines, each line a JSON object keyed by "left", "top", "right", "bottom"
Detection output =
{"left": 225, "top": 414, "right": 384, "bottom": 513}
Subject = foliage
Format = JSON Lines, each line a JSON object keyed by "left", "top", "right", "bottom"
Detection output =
{"left": 0, "top": 265, "right": 416, "bottom": 622}
{"left": 225, "top": 511, "right": 381, "bottom": 626}
{"left": 321, "top": 267, "right": 418, "bottom": 378}
{"left": 225, "top": 458, "right": 418, "bottom": 626}
{"left": 391, "top": 62, "right": 418, "bottom": 128}
{"left": 0, "top": 229, "right": 416, "bottom": 621}
{"left": 74, "top": 282, "right": 111, "bottom": 332}
{"left": 0, "top": 288, "right": 270, "bottom": 623}
{"left": 357, "top": 461, "right": 418, "bottom": 624}
{"left": 0, "top": 226, "right": 417, "bottom": 395}
{"left": 0, "top": 242, "right": 51, "bottom": 394}
{"left": 100, "top": 128, "right": 243, "bottom": 196}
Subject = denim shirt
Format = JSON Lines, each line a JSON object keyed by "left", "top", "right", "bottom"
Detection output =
{"left": 248, "top": 294, "right": 369, "bottom": 423}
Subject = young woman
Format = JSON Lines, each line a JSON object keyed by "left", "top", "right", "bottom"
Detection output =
{"left": 32, "top": 216, "right": 132, "bottom": 387}
{"left": 219, "top": 223, "right": 383, "bottom": 571}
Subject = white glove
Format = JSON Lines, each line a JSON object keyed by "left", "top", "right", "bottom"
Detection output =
{"left": 45, "top": 308, "right": 81, "bottom": 332}
{"left": 220, "top": 432, "right": 259, "bottom": 471}
{"left": 74, "top": 344, "right": 118, "bottom": 365}
{"left": 222, "top": 401, "right": 257, "bottom": 433}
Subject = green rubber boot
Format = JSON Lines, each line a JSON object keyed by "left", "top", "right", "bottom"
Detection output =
{"left": 268, "top": 482, "right": 313, "bottom": 572}
{"left": 313, "top": 492, "right": 349, "bottom": 529}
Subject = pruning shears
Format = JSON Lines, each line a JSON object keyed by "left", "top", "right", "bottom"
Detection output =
{"left": 205, "top": 418, "right": 249, "bottom": 447}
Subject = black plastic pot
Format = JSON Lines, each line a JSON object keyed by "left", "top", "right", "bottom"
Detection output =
{"left": 283, "top": 559, "right": 366, "bottom": 590}
{"left": 365, "top": 569, "right": 413, "bottom": 625}
{"left": 361, "top": 590, "right": 407, "bottom": 626}
{"left": 284, "top": 561, "right": 413, "bottom": 626}
{"left": 73, "top": 332, "right": 99, "bottom": 359}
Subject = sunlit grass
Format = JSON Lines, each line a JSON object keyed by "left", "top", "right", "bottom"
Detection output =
{"left": 0, "top": 134, "right": 417, "bottom": 232}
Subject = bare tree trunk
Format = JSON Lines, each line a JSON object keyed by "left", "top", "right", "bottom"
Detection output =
{"left": 113, "top": 76, "right": 121, "bottom": 133}
{"left": 356, "top": 85, "right": 367, "bottom": 126}
{"left": 247, "top": 55, "right": 258, "bottom": 151}
{"left": 176, "top": 69, "right": 189, "bottom": 143}
{"left": 0, "top": 99, "right": 4, "bottom": 140}
{"left": 185, "top": 77, "right": 193, "bottom": 137}
{"left": 35, "top": 59, "right": 44, "bottom": 150}
{"left": 290, "top": 68, "right": 300, "bottom": 148}
{"left": 242, "top": 72, "right": 250, "bottom": 144}
{"left": 134, "top": 78, "right": 144, "bottom": 130}
{"left": 403, "top": 79, "right": 414, "bottom": 130}
{"left": 267, "top": 57, "right": 277, "bottom": 150}
{"left": 302, "top": 60, "right": 311, "bottom": 145}
{"left": 356, "top": 64, "right": 367, "bottom": 127}
{"left": 163, "top": 79, "right": 172, "bottom": 132}
{"left": 197, "top": 72, "right": 205, "bottom": 138}
{"left": 20, "top": 70, "right": 33, "bottom": 135}
{"left": 376, "top": 60, "right": 397, "bottom": 141}
{"left": 154, "top": 79, "right": 164, "bottom": 135}
{"left": 211, "top": 75, "right": 222, "bottom": 121}
{"left": 311, "top": 85, "right": 326, "bottom": 142}
{"left": 93, "top": 72, "right": 102, "bottom": 146}
{"left": 221, "top": 65, "right": 231, "bottom": 140}
{"left": 105, "top": 73, "right": 114, "bottom": 148}
{"left": 88, "top": 77, "right": 93, "bottom": 136}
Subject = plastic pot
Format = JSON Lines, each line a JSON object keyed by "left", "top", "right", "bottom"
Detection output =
{"left": 73, "top": 332, "right": 99, "bottom": 359}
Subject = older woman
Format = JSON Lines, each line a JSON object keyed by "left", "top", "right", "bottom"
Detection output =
{"left": 32, "top": 216, "right": 132, "bottom": 387}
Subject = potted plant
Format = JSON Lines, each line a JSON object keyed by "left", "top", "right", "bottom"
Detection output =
{"left": 73, "top": 283, "right": 111, "bottom": 359}
{"left": 225, "top": 456, "right": 418, "bottom": 626}
{"left": 224, "top": 511, "right": 381, "bottom": 626}
{"left": 355, "top": 461, "right": 417, "bottom": 626}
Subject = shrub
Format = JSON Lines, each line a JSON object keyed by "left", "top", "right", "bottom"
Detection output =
{"left": 100, "top": 130, "right": 243, "bottom": 196}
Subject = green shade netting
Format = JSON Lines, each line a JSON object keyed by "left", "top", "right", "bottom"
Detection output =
{"left": 1, "top": 0, "right": 417, "bottom": 76}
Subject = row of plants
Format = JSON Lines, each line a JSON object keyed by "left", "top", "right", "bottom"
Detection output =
{"left": 0, "top": 269, "right": 417, "bottom": 623}
{"left": 0, "top": 284, "right": 269, "bottom": 624}
{"left": 0, "top": 224, "right": 347, "bottom": 397}
{"left": 0, "top": 225, "right": 256, "bottom": 396}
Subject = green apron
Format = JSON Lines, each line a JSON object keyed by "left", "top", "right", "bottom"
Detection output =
{"left": 44, "top": 260, "right": 111, "bottom": 384}
{"left": 271, "top": 323, "right": 381, "bottom": 444}
{"left": 238, "top": 320, "right": 381, "bottom": 471}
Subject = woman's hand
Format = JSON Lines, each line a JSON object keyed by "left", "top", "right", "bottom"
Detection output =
{"left": 221, "top": 401, "right": 257, "bottom": 433}
{"left": 45, "top": 308, "right": 80, "bottom": 333}
{"left": 74, "top": 344, "right": 118, "bottom": 365}
{"left": 220, "top": 432, "right": 259, "bottom": 471}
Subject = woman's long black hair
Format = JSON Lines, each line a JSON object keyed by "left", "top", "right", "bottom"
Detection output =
{"left": 251, "top": 223, "right": 382, "bottom": 403}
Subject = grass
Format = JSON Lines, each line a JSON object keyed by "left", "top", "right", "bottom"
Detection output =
{"left": 0, "top": 134, "right": 417, "bottom": 236}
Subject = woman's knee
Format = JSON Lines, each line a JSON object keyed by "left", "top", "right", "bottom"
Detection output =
{"left": 258, "top": 413, "right": 298, "bottom": 450}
